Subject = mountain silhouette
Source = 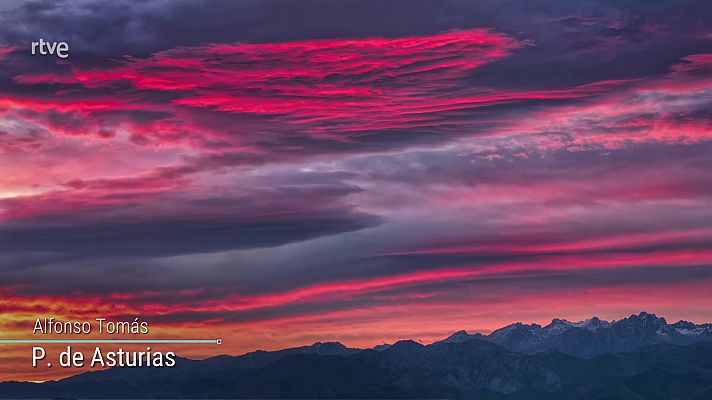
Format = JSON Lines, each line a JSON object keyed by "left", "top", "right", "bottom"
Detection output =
{"left": 1, "top": 312, "right": 711, "bottom": 399}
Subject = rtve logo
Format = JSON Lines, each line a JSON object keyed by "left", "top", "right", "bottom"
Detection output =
{"left": 31, "top": 39, "right": 69, "bottom": 59}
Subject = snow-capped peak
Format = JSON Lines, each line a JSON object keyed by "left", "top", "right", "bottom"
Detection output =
{"left": 573, "top": 316, "right": 611, "bottom": 331}
{"left": 541, "top": 318, "right": 574, "bottom": 336}
{"left": 671, "top": 321, "right": 712, "bottom": 337}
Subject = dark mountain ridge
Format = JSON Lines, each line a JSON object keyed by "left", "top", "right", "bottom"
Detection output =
{"left": 2, "top": 312, "right": 711, "bottom": 399}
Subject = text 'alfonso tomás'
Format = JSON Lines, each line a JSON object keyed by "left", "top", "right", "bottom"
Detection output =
{"left": 31, "top": 317, "right": 176, "bottom": 369}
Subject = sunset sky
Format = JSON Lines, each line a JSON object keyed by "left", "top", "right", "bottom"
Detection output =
{"left": 1, "top": 0, "right": 712, "bottom": 382}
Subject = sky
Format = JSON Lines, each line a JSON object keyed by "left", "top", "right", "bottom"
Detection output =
{"left": 1, "top": 0, "right": 712, "bottom": 382}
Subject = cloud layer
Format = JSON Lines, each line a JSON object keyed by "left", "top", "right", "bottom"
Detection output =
{"left": 1, "top": 0, "right": 712, "bottom": 382}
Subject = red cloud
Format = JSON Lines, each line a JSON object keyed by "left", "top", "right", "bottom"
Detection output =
{"left": 7, "top": 29, "right": 527, "bottom": 149}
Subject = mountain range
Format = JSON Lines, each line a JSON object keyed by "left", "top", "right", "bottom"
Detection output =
{"left": 446, "top": 311, "right": 712, "bottom": 358}
{"left": 2, "top": 312, "right": 711, "bottom": 399}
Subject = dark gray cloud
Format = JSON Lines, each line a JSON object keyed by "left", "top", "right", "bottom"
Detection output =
{"left": 0, "top": 209, "right": 380, "bottom": 257}
{"left": 0, "top": 178, "right": 380, "bottom": 257}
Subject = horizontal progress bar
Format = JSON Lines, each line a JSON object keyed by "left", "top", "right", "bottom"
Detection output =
{"left": 0, "top": 339, "right": 220, "bottom": 344}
